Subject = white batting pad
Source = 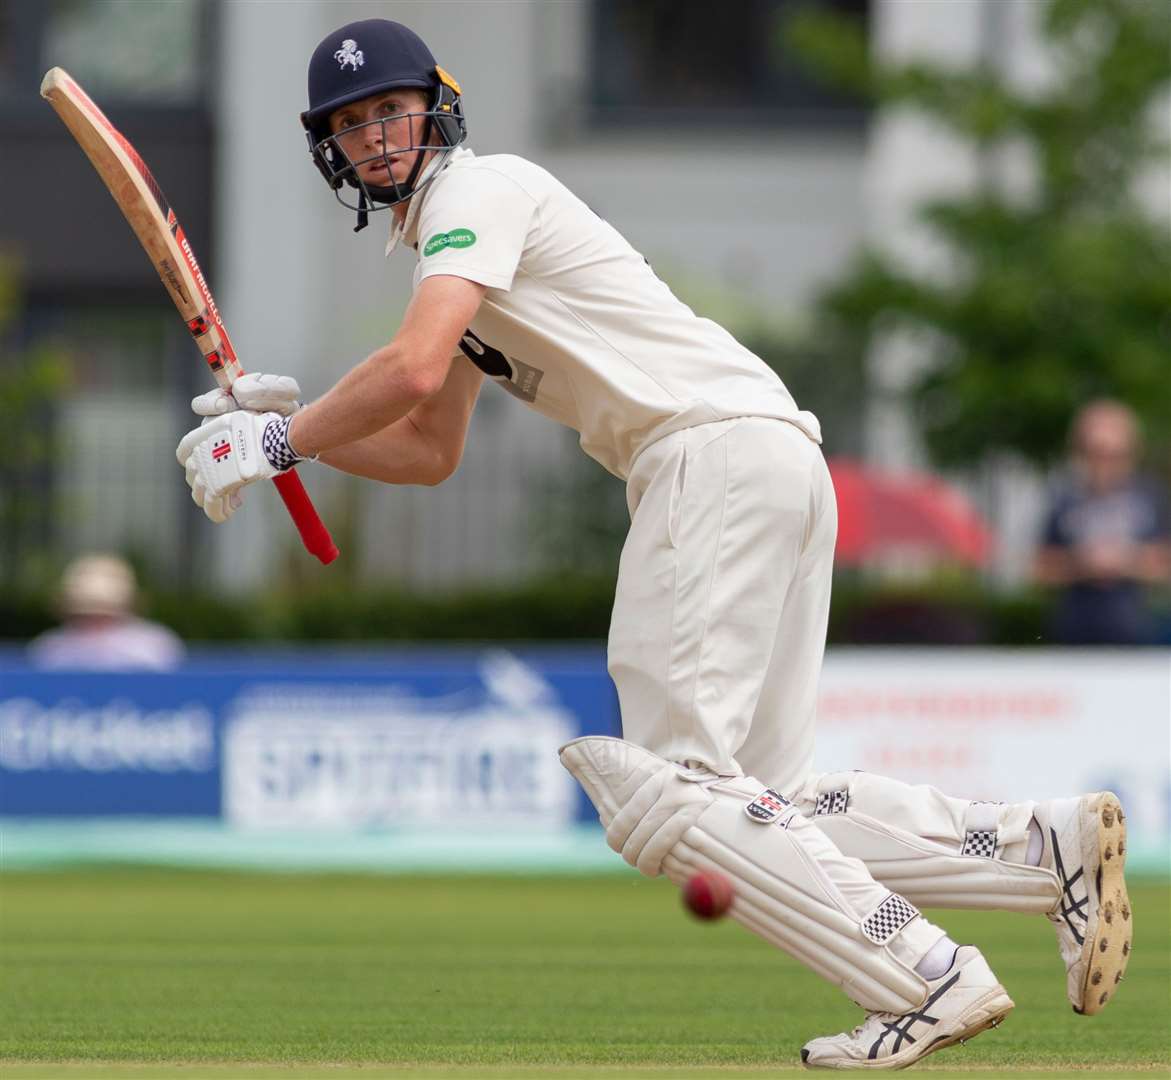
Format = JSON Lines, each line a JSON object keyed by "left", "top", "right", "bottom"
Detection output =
{"left": 796, "top": 771, "right": 1061, "bottom": 913}
{"left": 560, "top": 736, "right": 939, "bottom": 1014}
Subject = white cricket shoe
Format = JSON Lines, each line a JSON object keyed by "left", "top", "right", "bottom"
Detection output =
{"left": 800, "top": 946, "right": 1013, "bottom": 1070}
{"left": 1033, "top": 791, "right": 1132, "bottom": 1015}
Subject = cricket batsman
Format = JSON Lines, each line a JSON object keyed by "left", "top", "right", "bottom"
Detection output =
{"left": 176, "top": 19, "right": 1132, "bottom": 1069}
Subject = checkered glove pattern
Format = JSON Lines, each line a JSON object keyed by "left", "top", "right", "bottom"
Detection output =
{"left": 262, "top": 415, "right": 304, "bottom": 473}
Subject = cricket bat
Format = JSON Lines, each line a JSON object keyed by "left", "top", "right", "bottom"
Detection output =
{"left": 40, "top": 66, "right": 339, "bottom": 565}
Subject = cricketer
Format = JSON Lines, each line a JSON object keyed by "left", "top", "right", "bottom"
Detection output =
{"left": 176, "top": 19, "right": 1131, "bottom": 1069}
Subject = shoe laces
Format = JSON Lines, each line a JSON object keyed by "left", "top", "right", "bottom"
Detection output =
{"left": 847, "top": 1009, "right": 895, "bottom": 1040}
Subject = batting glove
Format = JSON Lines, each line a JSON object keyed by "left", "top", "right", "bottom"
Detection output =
{"left": 191, "top": 372, "right": 303, "bottom": 418}
{"left": 176, "top": 410, "right": 308, "bottom": 523}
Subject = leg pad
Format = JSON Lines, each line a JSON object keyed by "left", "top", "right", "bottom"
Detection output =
{"left": 561, "top": 737, "right": 933, "bottom": 1013}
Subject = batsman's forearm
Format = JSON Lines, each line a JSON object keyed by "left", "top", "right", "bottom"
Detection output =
{"left": 320, "top": 415, "right": 448, "bottom": 486}
{"left": 288, "top": 344, "right": 449, "bottom": 459}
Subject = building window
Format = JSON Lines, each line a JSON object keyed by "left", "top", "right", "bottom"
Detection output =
{"left": 589, "top": 0, "right": 868, "bottom": 128}
{"left": 0, "top": 0, "right": 208, "bottom": 105}
{"left": 42, "top": 0, "right": 206, "bottom": 102}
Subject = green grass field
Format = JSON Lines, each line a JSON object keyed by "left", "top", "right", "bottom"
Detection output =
{"left": 0, "top": 871, "right": 1167, "bottom": 1079}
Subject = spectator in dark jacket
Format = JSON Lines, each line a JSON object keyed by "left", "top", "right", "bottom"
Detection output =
{"left": 1034, "top": 400, "right": 1171, "bottom": 644}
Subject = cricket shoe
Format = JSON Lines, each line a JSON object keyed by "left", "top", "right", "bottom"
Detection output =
{"left": 1034, "top": 791, "right": 1132, "bottom": 1015}
{"left": 800, "top": 946, "right": 1013, "bottom": 1070}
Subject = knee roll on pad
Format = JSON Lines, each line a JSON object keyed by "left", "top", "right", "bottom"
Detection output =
{"left": 560, "top": 737, "right": 930, "bottom": 1013}
{"left": 603, "top": 753, "right": 712, "bottom": 876}
{"left": 558, "top": 731, "right": 710, "bottom": 875}
{"left": 798, "top": 771, "right": 1060, "bottom": 912}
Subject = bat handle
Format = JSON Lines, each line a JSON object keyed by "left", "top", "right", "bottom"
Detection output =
{"left": 271, "top": 470, "right": 340, "bottom": 565}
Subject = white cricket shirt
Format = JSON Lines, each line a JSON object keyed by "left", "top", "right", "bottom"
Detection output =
{"left": 388, "top": 147, "right": 820, "bottom": 479}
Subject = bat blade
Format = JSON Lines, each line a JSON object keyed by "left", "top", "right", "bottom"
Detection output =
{"left": 41, "top": 67, "right": 338, "bottom": 565}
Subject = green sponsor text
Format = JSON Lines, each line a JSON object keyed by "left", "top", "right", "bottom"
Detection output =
{"left": 423, "top": 228, "right": 477, "bottom": 256}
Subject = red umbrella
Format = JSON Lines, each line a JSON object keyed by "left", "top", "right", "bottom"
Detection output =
{"left": 827, "top": 458, "right": 991, "bottom": 566}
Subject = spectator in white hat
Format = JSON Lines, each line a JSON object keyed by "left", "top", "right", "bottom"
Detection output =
{"left": 27, "top": 554, "right": 185, "bottom": 670}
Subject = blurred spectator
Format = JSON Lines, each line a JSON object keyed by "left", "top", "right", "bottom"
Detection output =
{"left": 1034, "top": 401, "right": 1171, "bottom": 645}
{"left": 27, "top": 554, "right": 185, "bottom": 670}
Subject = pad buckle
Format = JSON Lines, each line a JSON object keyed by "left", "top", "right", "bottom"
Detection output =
{"left": 861, "top": 894, "right": 920, "bottom": 945}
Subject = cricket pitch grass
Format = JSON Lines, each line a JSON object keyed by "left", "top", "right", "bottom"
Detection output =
{"left": 1, "top": 870, "right": 1167, "bottom": 1079}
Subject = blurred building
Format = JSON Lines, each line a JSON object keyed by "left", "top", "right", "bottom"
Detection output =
{"left": 0, "top": 2, "right": 215, "bottom": 584}
{"left": 2, "top": 0, "right": 1166, "bottom": 592}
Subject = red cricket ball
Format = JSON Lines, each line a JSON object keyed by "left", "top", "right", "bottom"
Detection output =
{"left": 682, "top": 869, "right": 734, "bottom": 920}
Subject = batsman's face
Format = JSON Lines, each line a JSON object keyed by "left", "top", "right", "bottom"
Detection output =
{"left": 329, "top": 89, "right": 431, "bottom": 188}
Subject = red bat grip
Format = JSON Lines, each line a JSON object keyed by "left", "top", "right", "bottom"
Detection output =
{"left": 271, "top": 470, "right": 340, "bottom": 565}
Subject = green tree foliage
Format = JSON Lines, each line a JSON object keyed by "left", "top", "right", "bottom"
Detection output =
{"left": 0, "top": 261, "right": 69, "bottom": 588}
{"left": 786, "top": 0, "right": 1171, "bottom": 467}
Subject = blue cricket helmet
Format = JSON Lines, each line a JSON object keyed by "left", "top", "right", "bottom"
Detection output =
{"left": 301, "top": 19, "right": 466, "bottom": 229}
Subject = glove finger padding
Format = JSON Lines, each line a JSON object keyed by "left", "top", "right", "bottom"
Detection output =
{"left": 187, "top": 458, "right": 206, "bottom": 508}
{"left": 199, "top": 487, "right": 242, "bottom": 524}
{"left": 176, "top": 410, "right": 286, "bottom": 513}
{"left": 191, "top": 388, "right": 238, "bottom": 417}
{"left": 187, "top": 448, "right": 244, "bottom": 522}
{"left": 232, "top": 373, "right": 302, "bottom": 416}
{"left": 191, "top": 374, "right": 301, "bottom": 420}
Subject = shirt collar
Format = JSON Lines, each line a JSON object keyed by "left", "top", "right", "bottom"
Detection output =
{"left": 385, "top": 146, "right": 475, "bottom": 257}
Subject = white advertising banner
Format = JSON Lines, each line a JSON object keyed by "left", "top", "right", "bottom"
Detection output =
{"left": 815, "top": 649, "right": 1170, "bottom": 868}
{"left": 223, "top": 653, "right": 579, "bottom": 830}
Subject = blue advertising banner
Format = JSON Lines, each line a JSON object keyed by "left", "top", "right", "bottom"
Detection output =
{"left": 1, "top": 647, "right": 1166, "bottom": 873}
{"left": 0, "top": 648, "right": 621, "bottom": 827}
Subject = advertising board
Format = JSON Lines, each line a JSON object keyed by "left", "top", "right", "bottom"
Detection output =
{"left": 1, "top": 647, "right": 1166, "bottom": 870}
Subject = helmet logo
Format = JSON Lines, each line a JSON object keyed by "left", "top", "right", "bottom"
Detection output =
{"left": 334, "top": 39, "right": 364, "bottom": 71}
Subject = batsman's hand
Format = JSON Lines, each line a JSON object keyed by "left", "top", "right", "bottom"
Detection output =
{"left": 191, "top": 373, "right": 303, "bottom": 418}
{"left": 176, "top": 410, "right": 304, "bottom": 523}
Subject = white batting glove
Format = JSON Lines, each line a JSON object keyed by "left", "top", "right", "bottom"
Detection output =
{"left": 176, "top": 410, "right": 308, "bottom": 523}
{"left": 184, "top": 440, "right": 244, "bottom": 523}
{"left": 191, "top": 373, "right": 303, "bottom": 418}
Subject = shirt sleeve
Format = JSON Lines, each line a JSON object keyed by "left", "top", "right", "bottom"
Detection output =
{"left": 415, "top": 166, "right": 539, "bottom": 291}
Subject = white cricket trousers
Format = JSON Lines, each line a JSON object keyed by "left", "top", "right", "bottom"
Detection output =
{"left": 608, "top": 417, "right": 1050, "bottom": 911}
{"left": 609, "top": 416, "right": 834, "bottom": 795}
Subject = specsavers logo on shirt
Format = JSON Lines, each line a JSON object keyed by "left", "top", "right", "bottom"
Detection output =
{"left": 423, "top": 228, "right": 477, "bottom": 257}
